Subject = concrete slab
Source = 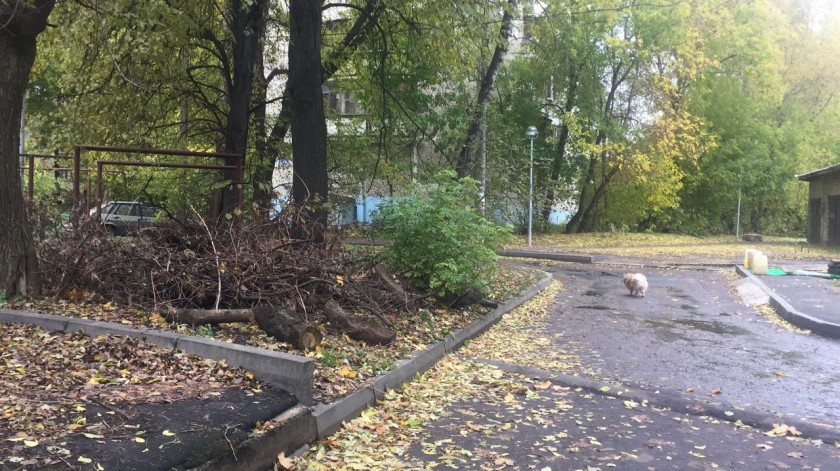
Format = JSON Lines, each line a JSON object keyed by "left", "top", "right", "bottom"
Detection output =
{"left": 732, "top": 278, "right": 770, "bottom": 306}
{"left": 314, "top": 387, "right": 375, "bottom": 439}
{"left": 177, "top": 336, "right": 315, "bottom": 405}
{"left": 0, "top": 309, "right": 69, "bottom": 332}
{"left": 499, "top": 250, "right": 594, "bottom": 264}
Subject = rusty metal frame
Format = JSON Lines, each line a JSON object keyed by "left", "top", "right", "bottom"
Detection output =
{"left": 19, "top": 153, "right": 73, "bottom": 201}
{"left": 72, "top": 145, "right": 245, "bottom": 220}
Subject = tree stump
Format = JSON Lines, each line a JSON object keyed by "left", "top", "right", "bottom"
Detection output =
{"left": 324, "top": 300, "right": 396, "bottom": 345}
{"left": 253, "top": 306, "right": 323, "bottom": 351}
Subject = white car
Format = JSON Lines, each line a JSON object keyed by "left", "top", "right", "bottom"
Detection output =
{"left": 95, "top": 201, "right": 165, "bottom": 235}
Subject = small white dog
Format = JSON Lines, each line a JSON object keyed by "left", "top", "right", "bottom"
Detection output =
{"left": 623, "top": 273, "right": 648, "bottom": 297}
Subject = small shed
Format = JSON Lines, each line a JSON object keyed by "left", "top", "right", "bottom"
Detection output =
{"left": 797, "top": 163, "right": 840, "bottom": 246}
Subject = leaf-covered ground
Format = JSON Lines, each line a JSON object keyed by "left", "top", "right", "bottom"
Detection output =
{"left": 5, "top": 266, "right": 539, "bottom": 405}
{"left": 0, "top": 264, "right": 541, "bottom": 469}
{"left": 513, "top": 233, "right": 840, "bottom": 261}
{"left": 291, "top": 284, "right": 565, "bottom": 469}
{"left": 0, "top": 323, "right": 268, "bottom": 468}
{"left": 290, "top": 281, "right": 840, "bottom": 470}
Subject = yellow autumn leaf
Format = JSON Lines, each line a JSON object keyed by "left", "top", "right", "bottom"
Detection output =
{"left": 503, "top": 393, "right": 516, "bottom": 403}
{"left": 134, "top": 437, "right": 146, "bottom": 443}
{"left": 24, "top": 439, "right": 38, "bottom": 447}
{"left": 103, "top": 301, "right": 113, "bottom": 309}
{"left": 162, "top": 430, "right": 176, "bottom": 437}
{"left": 149, "top": 312, "right": 167, "bottom": 324}
{"left": 245, "top": 372, "right": 254, "bottom": 380}
{"left": 276, "top": 451, "right": 295, "bottom": 470}
{"left": 78, "top": 456, "right": 93, "bottom": 463}
{"left": 338, "top": 365, "right": 357, "bottom": 379}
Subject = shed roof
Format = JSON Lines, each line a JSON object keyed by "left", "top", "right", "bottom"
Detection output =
{"left": 797, "top": 163, "right": 840, "bottom": 181}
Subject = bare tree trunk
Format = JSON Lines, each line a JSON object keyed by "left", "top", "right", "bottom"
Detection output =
{"left": 0, "top": 0, "right": 54, "bottom": 296}
{"left": 455, "top": 0, "right": 517, "bottom": 178}
{"left": 289, "top": 0, "right": 329, "bottom": 241}
{"left": 255, "top": 0, "right": 385, "bottom": 215}
{"left": 540, "top": 68, "right": 578, "bottom": 223}
{"left": 216, "top": 0, "right": 268, "bottom": 215}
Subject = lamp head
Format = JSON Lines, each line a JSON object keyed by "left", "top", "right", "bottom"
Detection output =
{"left": 526, "top": 126, "right": 538, "bottom": 139}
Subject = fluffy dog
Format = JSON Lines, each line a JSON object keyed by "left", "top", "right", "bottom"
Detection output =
{"left": 623, "top": 273, "right": 648, "bottom": 297}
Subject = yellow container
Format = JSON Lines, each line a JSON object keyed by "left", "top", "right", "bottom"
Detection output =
{"left": 752, "top": 254, "right": 769, "bottom": 275}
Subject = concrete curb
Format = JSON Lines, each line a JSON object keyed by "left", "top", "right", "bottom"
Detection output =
{"left": 734, "top": 266, "right": 840, "bottom": 340}
{"left": 498, "top": 250, "right": 594, "bottom": 264}
{"left": 0, "top": 308, "right": 315, "bottom": 405}
{"left": 312, "top": 272, "right": 554, "bottom": 440}
{"left": 471, "top": 357, "right": 840, "bottom": 444}
{"left": 195, "top": 404, "right": 317, "bottom": 471}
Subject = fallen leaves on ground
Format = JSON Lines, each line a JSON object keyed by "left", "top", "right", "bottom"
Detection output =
{"left": 0, "top": 323, "right": 264, "bottom": 465}
{"left": 8, "top": 266, "right": 538, "bottom": 405}
{"left": 292, "top": 356, "right": 537, "bottom": 470}
{"left": 459, "top": 282, "right": 581, "bottom": 373}
{"left": 292, "top": 284, "right": 571, "bottom": 470}
{"left": 513, "top": 233, "right": 840, "bottom": 262}
{"left": 752, "top": 304, "right": 811, "bottom": 334}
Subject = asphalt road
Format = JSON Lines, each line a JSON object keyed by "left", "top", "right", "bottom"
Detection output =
{"left": 542, "top": 263, "right": 840, "bottom": 430}
{"left": 401, "top": 262, "right": 840, "bottom": 469}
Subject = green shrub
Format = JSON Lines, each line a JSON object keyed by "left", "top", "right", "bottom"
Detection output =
{"left": 373, "top": 171, "right": 514, "bottom": 298}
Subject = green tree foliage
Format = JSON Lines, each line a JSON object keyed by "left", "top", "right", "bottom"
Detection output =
{"left": 373, "top": 171, "right": 513, "bottom": 298}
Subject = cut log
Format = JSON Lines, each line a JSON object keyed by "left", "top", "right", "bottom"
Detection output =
{"left": 253, "top": 306, "right": 323, "bottom": 351}
{"left": 324, "top": 300, "right": 396, "bottom": 346}
{"left": 373, "top": 263, "right": 406, "bottom": 294}
{"left": 164, "top": 308, "right": 254, "bottom": 326}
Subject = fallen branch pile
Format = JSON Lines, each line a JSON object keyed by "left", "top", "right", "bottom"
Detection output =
{"left": 38, "top": 208, "right": 423, "bottom": 347}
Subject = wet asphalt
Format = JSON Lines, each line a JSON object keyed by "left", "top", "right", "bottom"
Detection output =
{"left": 406, "top": 261, "right": 840, "bottom": 469}
{"left": 542, "top": 263, "right": 840, "bottom": 428}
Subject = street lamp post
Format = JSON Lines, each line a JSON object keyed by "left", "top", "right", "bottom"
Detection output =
{"left": 526, "top": 126, "right": 538, "bottom": 247}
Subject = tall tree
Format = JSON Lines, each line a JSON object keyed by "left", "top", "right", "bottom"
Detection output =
{"left": 455, "top": 0, "right": 517, "bottom": 179}
{"left": 0, "top": 0, "right": 54, "bottom": 295}
{"left": 288, "top": 0, "right": 328, "bottom": 239}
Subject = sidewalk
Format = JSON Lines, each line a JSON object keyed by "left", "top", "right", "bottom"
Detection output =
{"left": 293, "top": 272, "right": 840, "bottom": 470}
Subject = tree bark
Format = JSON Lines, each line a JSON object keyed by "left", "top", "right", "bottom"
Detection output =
{"left": 0, "top": 0, "right": 54, "bottom": 296}
{"left": 540, "top": 67, "right": 578, "bottom": 223}
{"left": 255, "top": 0, "right": 385, "bottom": 212}
{"left": 214, "top": 0, "right": 268, "bottom": 216}
{"left": 289, "top": 0, "right": 329, "bottom": 241}
{"left": 456, "top": 0, "right": 517, "bottom": 178}
{"left": 324, "top": 300, "right": 395, "bottom": 345}
{"left": 164, "top": 307, "right": 254, "bottom": 326}
{"left": 254, "top": 305, "right": 323, "bottom": 351}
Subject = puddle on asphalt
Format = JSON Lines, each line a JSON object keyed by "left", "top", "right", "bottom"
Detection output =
{"left": 780, "top": 350, "right": 807, "bottom": 365}
{"left": 642, "top": 319, "right": 691, "bottom": 342}
{"left": 574, "top": 305, "right": 616, "bottom": 311}
{"left": 583, "top": 289, "right": 605, "bottom": 297}
{"left": 665, "top": 286, "right": 693, "bottom": 299}
{"left": 672, "top": 319, "right": 750, "bottom": 336}
{"left": 642, "top": 318, "right": 749, "bottom": 338}
{"left": 819, "top": 373, "right": 840, "bottom": 386}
